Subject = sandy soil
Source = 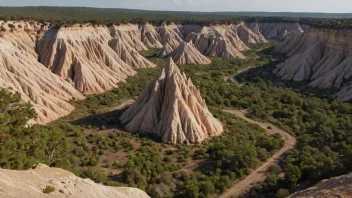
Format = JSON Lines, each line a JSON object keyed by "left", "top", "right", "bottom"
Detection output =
{"left": 220, "top": 109, "right": 296, "bottom": 198}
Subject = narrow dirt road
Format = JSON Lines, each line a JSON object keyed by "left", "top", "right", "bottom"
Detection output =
{"left": 232, "top": 67, "right": 255, "bottom": 87}
{"left": 220, "top": 109, "right": 296, "bottom": 198}
{"left": 97, "top": 99, "right": 135, "bottom": 114}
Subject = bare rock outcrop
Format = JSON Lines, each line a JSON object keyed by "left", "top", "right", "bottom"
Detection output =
{"left": 109, "top": 37, "right": 156, "bottom": 68}
{"left": 169, "top": 41, "right": 211, "bottom": 65}
{"left": 157, "top": 23, "right": 184, "bottom": 48}
{"left": 36, "top": 25, "right": 136, "bottom": 94}
{"left": 289, "top": 172, "right": 352, "bottom": 198}
{"left": 120, "top": 58, "right": 223, "bottom": 144}
{"left": 0, "top": 29, "right": 84, "bottom": 124}
{"left": 274, "top": 28, "right": 352, "bottom": 101}
{"left": 140, "top": 23, "right": 163, "bottom": 48}
{"left": 250, "top": 22, "right": 306, "bottom": 39}
{"left": 233, "top": 23, "right": 268, "bottom": 44}
{"left": 0, "top": 164, "right": 150, "bottom": 198}
{"left": 186, "top": 25, "right": 249, "bottom": 59}
{"left": 109, "top": 24, "right": 148, "bottom": 51}
{"left": 156, "top": 43, "right": 174, "bottom": 57}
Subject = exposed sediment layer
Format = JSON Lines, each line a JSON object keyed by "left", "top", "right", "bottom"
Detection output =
{"left": 0, "top": 25, "right": 85, "bottom": 124}
{"left": 120, "top": 59, "right": 223, "bottom": 144}
{"left": 250, "top": 22, "right": 306, "bottom": 39}
{"left": 169, "top": 41, "right": 212, "bottom": 65}
{"left": 36, "top": 26, "right": 136, "bottom": 95}
{"left": 186, "top": 25, "right": 249, "bottom": 59}
{"left": 140, "top": 23, "right": 163, "bottom": 48}
{"left": 234, "top": 23, "right": 268, "bottom": 44}
{"left": 274, "top": 28, "right": 352, "bottom": 101}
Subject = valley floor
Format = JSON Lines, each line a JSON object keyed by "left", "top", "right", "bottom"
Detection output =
{"left": 221, "top": 109, "right": 296, "bottom": 197}
{"left": 4, "top": 41, "right": 351, "bottom": 198}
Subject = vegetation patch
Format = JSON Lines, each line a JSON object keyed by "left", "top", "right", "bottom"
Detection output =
{"left": 43, "top": 185, "right": 55, "bottom": 194}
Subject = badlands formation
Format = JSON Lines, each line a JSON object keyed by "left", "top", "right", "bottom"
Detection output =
{"left": 120, "top": 59, "right": 223, "bottom": 144}
{"left": 1, "top": 22, "right": 159, "bottom": 123}
{"left": 168, "top": 41, "right": 212, "bottom": 65}
{"left": 186, "top": 25, "right": 249, "bottom": 59}
{"left": 156, "top": 43, "right": 174, "bottom": 57}
{"left": 289, "top": 172, "right": 352, "bottom": 198}
{"left": 0, "top": 20, "right": 286, "bottom": 124}
{"left": 140, "top": 23, "right": 163, "bottom": 48}
{"left": 274, "top": 28, "right": 352, "bottom": 100}
{"left": 0, "top": 22, "right": 85, "bottom": 124}
{"left": 0, "top": 164, "right": 150, "bottom": 198}
{"left": 249, "top": 22, "right": 307, "bottom": 39}
{"left": 235, "top": 23, "right": 268, "bottom": 44}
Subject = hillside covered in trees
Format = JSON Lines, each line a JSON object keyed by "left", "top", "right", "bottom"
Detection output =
{"left": 0, "top": 6, "right": 351, "bottom": 29}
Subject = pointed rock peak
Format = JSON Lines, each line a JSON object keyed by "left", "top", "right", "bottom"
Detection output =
{"left": 169, "top": 40, "right": 212, "bottom": 65}
{"left": 156, "top": 43, "right": 174, "bottom": 57}
{"left": 120, "top": 59, "right": 223, "bottom": 144}
{"left": 166, "top": 57, "right": 177, "bottom": 70}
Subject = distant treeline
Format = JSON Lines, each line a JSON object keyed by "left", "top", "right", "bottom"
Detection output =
{"left": 0, "top": 6, "right": 351, "bottom": 29}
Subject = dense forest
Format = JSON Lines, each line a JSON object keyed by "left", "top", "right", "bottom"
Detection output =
{"left": 0, "top": 6, "right": 351, "bottom": 29}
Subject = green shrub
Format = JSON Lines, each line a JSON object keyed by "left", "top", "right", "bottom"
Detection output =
{"left": 43, "top": 185, "right": 55, "bottom": 194}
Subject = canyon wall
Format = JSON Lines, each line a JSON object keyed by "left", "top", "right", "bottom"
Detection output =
{"left": 0, "top": 20, "right": 272, "bottom": 124}
{"left": 274, "top": 28, "right": 352, "bottom": 101}
{"left": 249, "top": 22, "right": 306, "bottom": 39}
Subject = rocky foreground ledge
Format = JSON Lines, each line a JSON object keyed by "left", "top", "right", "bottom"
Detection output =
{"left": 289, "top": 172, "right": 352, "bottom": 198}
{"left": 0, "top": 164, "right": 150, "bottom": 198}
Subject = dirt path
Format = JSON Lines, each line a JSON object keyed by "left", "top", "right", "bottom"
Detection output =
{"left": 220, "top": 109, "right": 296, "bottom": 198}
{"left": 97, "top": 99, "right": 135, "bottom": 114}
{"left": 232, "top": 67, "right": 255, "bottom": 87}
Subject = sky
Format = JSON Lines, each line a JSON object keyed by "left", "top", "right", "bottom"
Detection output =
{"left": 1, "top": 0, "right": 351, "bottom": 13}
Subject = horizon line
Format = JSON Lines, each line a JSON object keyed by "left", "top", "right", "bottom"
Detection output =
{"left": 0, "top": 6, "right": 351, "bottom": 14}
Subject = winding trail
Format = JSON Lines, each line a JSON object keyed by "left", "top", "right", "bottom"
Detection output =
{"left": 232, "top": 67, "right": 255, "bottom": 87}
{"left": 220, "top": 109, "right": 296, "bottom": 198}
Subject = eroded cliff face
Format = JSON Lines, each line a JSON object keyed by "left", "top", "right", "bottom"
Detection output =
{"left": 37, "top": 26, "right": 137, "bottom": 95}
{"left": 289, "top": 172, "right": 352, "bottom": 198}
{"left": 234, "top": 23, "right": 268, "bottom": 44}
{"left": 186, "top": 25, "right": 249, "bottom": 59}
{"left": 0, "top": 22, "right": 85, "bottom": 124}
{"left": 156, "top": 43, "right": 174, "bottom": 57}
{"left": 140, "top": 23, "right": 163, "bottom": 48}
{"left": 169, "top": 41, "right": 212, "bottom": 65}
{"left": 274, "top": 28, "right": 352, "bottom": 100}
{"left": 120, "top": 59, "right": 223, "bottom": 144}
{"left": 157, "top": 23, "right": 184, "bottom": 48}
{"left": 250, "top": 22, "right": 306, "bottom": 39}
{"left": 0, "top": 20, "right": 284, "bottom": 124}
{"left": 0, "top": 164, "right": 150, "bottom": 198}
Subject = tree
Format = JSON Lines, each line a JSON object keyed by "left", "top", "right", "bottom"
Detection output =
{"left": 275, "top": 189, "right": 290, "bottom": 198}
{"left": 0, "top": 89, "right": 35, "bottom": 136}
{"left": 284, "top": 164, "right": 301, "bottom": 186}
{"left": 44, "top": 130, "right": 69, "bottom": 166}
